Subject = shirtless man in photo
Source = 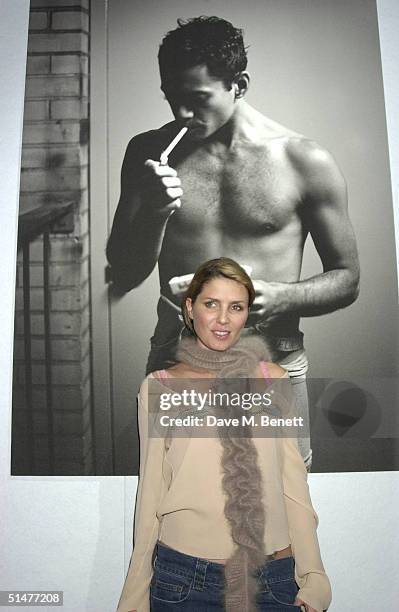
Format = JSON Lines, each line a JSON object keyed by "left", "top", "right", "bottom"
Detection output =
{"left": 106, "top": 16, "right": 360, "bottom": 469}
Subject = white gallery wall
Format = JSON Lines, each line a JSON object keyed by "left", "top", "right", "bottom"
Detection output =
{"left": 0, "top": 1, "right": 398, "bottom": 611}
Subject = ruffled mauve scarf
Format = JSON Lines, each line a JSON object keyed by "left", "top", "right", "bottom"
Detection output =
{"left": 176, "top": 334, "right": 271, "bottom": 612}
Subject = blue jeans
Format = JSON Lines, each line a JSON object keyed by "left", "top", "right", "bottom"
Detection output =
{"left": 150, "top": 541, "right": 301, "bottom": 611}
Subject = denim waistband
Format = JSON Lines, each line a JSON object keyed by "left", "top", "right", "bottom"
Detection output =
{"left": 153, "top": 541, "right": 225, "bottom": 586}
{"left": 248, "top": 325, "right": 304, "bottom": 352}
{"left": 153, "top": 541, "right": 296, "bottom": 587}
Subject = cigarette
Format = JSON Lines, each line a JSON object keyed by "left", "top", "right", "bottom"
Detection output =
{"left": 160, "top": 127, "right": 188, "bottom": 165}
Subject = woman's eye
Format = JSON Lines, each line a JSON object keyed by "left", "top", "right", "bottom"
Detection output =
{"left": 231, "top": 304, "right": 243, "bottom": 311}
{"left": 204, "top": 301, "right": 216, "bottom": 308}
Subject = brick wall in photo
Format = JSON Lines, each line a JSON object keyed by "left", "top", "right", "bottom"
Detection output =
{"left": 13, "top": 0, "right": 93, "bottom": 475}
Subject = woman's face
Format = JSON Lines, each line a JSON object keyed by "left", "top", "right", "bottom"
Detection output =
{"left": 186, "top": 276, "right": 249, "bottom": 351}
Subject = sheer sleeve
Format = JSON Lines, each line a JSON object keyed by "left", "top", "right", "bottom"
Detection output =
{"left": 117, "top": 376, "right": 166, "bottom": 612}
{"left": 280, "top": 434, "right": 332, "bottom": 611}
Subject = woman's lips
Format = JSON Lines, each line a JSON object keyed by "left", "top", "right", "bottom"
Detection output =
{"left": 212, "top": 330, "right": 230, "bottom": 340}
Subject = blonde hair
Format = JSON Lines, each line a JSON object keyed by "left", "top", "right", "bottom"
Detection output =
{"left": 181, "top": 257, "right": 255, "bottom": 332}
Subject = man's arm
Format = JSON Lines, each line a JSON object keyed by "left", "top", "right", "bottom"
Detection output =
{"left": 252, "top": 140, "right": 360, "bottom": 320}
{"left": 106, "top": 135, "right": 183, "bottom": 292}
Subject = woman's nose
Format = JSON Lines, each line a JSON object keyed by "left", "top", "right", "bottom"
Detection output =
{"left": 217, "top": 308, "right": 229, "bottom": 325}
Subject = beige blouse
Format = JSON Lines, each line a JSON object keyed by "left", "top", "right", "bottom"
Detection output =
{"left": 117, "top": 371, "right": 332, "bottom": 612}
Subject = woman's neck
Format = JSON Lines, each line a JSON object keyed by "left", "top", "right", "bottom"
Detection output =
{"left": 174, "top": 334, "right": 270, "bottom": 380}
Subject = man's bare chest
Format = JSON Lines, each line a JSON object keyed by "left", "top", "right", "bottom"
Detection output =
{"left": 174, "top": 150, "right": 300, "bottom": 235}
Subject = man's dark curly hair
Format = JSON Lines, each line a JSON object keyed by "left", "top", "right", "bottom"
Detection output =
{"left": 158, "top": 16, "right": 248, "bottom": 90}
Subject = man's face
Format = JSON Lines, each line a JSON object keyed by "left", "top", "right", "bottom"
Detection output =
{"left": 161, "top": 64, "right": 236, "bottom": 140}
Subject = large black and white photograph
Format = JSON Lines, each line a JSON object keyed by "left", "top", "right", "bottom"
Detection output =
{"left": 11, "top": 0, "right": 398, "bottom": 476}
{"left": 3, "top": 2, "right": 399, "bottom": 610}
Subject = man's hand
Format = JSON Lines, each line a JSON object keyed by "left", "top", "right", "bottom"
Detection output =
{"left": 293, "top": 596, "right": 319, "bottom": 611}
{"left": 248, "top": 279, "right": 285, "bottom": 325}
{"left": 143, "top": 159, "right": 183, "bottom": 216}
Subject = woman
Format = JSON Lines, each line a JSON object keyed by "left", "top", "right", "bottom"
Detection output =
{"left": 117, "top": 258, "right": 332, "bottom": 612}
